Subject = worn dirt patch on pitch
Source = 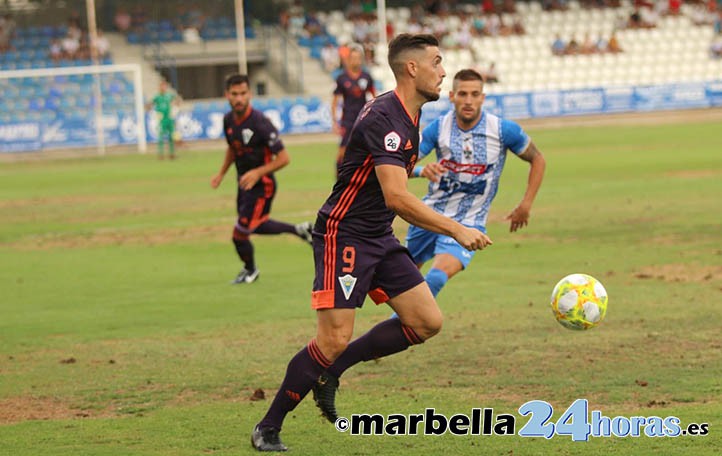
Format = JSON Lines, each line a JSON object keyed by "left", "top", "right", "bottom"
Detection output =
{"left": 634, "top": 264, "right": 722, "bottom": 283}
{"left": 665, "top": 169, "right": 722, "bottom": 179}
{"left": 0, "top": 396, "right": 109, "bottom": 424}
{"left": 4, "top": 225, "right": 228, "bottom": 250}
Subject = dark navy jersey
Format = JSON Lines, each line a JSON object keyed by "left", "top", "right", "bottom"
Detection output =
{"left": 316, "top": 91, "right": 421, "bottom": 238}
{"left": 223, "top": 107, "right": 284, "bottom": 182}
{"left": 334, "top": 70, "right": 375, "bottom": 125}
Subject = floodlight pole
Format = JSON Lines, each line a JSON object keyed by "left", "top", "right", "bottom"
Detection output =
{"left": 86, "top": 0, "right": 106, "bottom": 155}
{"left": 377, "top": 0, "right": 388, "bottom": 45}
{"left": 235, "top": 0, "right": 248, "bottom": 74}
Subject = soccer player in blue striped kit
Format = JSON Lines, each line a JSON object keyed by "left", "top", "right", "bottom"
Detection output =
{"left": 406, "top": 68, "right": 546, "bottom": 299}
{"left": 251, "top": 36, "right": 492, "bottom": 452}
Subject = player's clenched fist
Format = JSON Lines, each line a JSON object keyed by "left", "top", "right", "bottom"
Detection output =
{"left": 453, "top": 226, "right": 492, "bottom": 251}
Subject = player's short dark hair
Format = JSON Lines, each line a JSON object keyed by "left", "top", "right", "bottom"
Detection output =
{"left": 452, "top": 68, "right": 485, "bottom": 91}
{"left": 388, "top": 33, "right": 439, "bottom": 77}
{"left": 454, "top": 68, "right": 484, "bottom": 83}
{"left": 225, "top": 73, "right": 250, "bottom": 90}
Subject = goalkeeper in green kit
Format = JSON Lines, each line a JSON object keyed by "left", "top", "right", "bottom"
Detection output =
{"left": 147, "top": 81, "right": 179, "bottom": 159}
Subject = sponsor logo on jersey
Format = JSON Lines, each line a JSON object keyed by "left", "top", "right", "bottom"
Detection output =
{"left": 338, "top": 274, "right": 358, "bottom": 300}
{"left": 384, "top": 131, "right": 401, "bottom": 152}
{"left": 242, "top": 128, "right": 254, "bottom": 144}
{"left": 404, "top": 139, "right": 413, "bottom": 150}
{"left": 440, "top": 158, "right": 488, "bottom": 175}
{"left": 358, "top": 78, "right": 368, "bottom": 90}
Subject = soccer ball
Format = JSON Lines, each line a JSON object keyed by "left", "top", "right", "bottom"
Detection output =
{"left": 550, "top": 273, "right": 608, "bottom": 330}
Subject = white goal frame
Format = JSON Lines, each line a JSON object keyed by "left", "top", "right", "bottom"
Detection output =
{"left": 0, "top": 63, "right": 147, "bottom": 154}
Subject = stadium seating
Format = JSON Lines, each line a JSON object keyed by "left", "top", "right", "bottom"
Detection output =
{"left": 125, "top": 19, "right": 255, "bottom": 44}
{"left": 1, "top": 24, "right": 134, "bottom": 123}
{"left": 317, "top": 1, "right": 722, "bottom": 93}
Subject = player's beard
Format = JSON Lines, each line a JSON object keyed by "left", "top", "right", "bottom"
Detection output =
{"left": 417, "top": 87, "right": 440, "bottom": 102}
{"left": 232, "top": 102, "right": 248, "bottom": 116}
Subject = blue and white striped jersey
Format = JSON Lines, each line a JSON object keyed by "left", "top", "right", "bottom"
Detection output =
{"left": 419, "top": 110, "right": 530, "bottom": 228}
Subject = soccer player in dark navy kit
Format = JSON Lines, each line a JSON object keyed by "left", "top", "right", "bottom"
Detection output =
{"left": 331, "top": 45, "right": 375, "bottom": 174}
{"left": 211, "top": 74, "right": 313, "bottom": 284}
{"left": 251, "top": 35, "right": 492, "bottom": 451}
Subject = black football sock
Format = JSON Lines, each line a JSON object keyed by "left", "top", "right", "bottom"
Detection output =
{"left": 233, "top": 238, "right": 255, "bottom": 271}
{"left": 254, "top": 219, "right": 296, "bottom": 235}
{"left": 258, "top": 339, "right": 331, "bottom": 430}
{"left": 327, "top": 318, "right": 423, "bottom": 378}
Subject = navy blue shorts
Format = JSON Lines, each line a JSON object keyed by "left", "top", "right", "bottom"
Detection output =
{"left": 311, "top": 233, "right": 425, "bottom": 310}
{"left": 233, "top": 176, "right": 276, "bottom": 238}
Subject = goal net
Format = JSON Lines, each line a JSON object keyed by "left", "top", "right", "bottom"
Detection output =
{"left": 0, "top": 64, "right": 146, "bottom": 154}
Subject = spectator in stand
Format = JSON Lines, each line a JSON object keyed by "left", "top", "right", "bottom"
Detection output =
{"left": 0, "top": 25, "right": 9, "bottom": 53}
{"left": 629, "top": 9, "right": 644, "bottom": 28}
{"left": 502, "top": 0, "right": 517, "bottom": 13}
{"left": 408, "top": 17, "right": 425, "bottom": 34}
{"left": 473, "top": 16, "right": 486, "bottom": 35}
{"left": 114, "top": 7, "right": 131, "bottom": 33}
{"left": 485, "top": 12, "right": 501, "bottom": 36}
{"left": 279, "top": 9, "right": 290, "bottom": 31}
{"left": 337, "top": 42, "right": 351, "bottom": 68}
{"left": 668, "top": 0, "right": 682, "bottom": 16}
{"left": 93, "top": 30, "right": 110, "bottom": 59}
{"left": 49, "top": 39, "right": 62, "bottom": 62}
{"left": 352, "top": 18, "right": 370, "bottom": 43}
{"left": 512, "top": 15, "right": 526, "bottom": 35}
{"left": 608, "top": 31, "right": 622, "bottom": 52}
{"left": 482, "top": 62, "right": 499, "bottom": 83}
{"left": 715, "top": 12, "right": 722, "bottom": 34}
{"left": 711, "top": 39, "right": 722, "bottom": 58}
{"left": 552, "top": 34, "right": 567, "bottom": 55}
{"left": 691, "top": 5, "right": 717, "bottom": 25}
{"left": 345, "top": 0, "right": 364, "bottom": 20}
{"left": 425, "top": 0, "right": 443, "bottom": 15}
{"left": 640, "top": 6, "right": 659, "bottom": 27}
{"left": 0, "top": 13, "right": 16, "bottom": 51}
{"left": 321, "top": 42, "right": 339, "bottom": 72}
{"left": 596, "top": 34, "right": 609, "bottom": 53}
{"left": 566, "top": 35, "right": 580, "bottom": 54}
{"left": 482, "top": 0, "right": 496, "bottom": 14}
{"left": 457, "top": 19, "right": 473, "bottom": 48}
{"left": 581, "top": 32, "right": 596, "bottom": 54}
{"left": 61, "top": 31, "right": 80, "bottom": 59}
{"left": 361, "top": 1, "right": 377, "bottom": 17}
{"left": 131, "top": 5, "right": 149, "bottom": 32}
{"left": 304, "top": 11, "right": 323, "bottom": 37}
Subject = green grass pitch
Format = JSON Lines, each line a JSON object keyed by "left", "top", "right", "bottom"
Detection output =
{"left": 1, "top": 118, "right": 720, "bottom": 455}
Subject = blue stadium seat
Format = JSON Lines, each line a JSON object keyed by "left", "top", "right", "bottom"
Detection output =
{"left": 44, "top": 97, "right": 61, "bottom": 110}
{"left": 127, "top": 32, "right": 140, "bottom": 44}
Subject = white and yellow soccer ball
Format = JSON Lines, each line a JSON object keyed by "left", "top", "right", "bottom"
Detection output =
{"left": 550, "top": 273, "right": 608, "bottom": 330}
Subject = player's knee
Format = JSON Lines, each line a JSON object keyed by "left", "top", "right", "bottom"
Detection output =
{"left": 414, "top": 312, "right": 443, "bottom": 341}
{"left": 316, "top": 333, "right": 350, "bottom": 361}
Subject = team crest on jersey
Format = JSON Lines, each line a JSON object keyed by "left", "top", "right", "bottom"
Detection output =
{"left": 241, "top": 128, "right": 254, "bottom": 144}
{"left": 358, "top": 78, "right": 368, "bottom": 90}
{"left": 384, "top": 131, "right": 401, "bottom": 152}
{"left": 338, "top": 274, "right": 357, "bottom": 300}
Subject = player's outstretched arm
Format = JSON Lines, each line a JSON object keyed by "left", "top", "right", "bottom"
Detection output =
{"left": 211, "top": 146, "right": 234, "bottom": 188}
{"left": 376, "top": 164, "right": 492, "bottom": 251}
{"left": 506, "top": 141, "right": 546, "bottom": 232}
{"left": 238, "top": 149, "right": 290, "bottom": 190}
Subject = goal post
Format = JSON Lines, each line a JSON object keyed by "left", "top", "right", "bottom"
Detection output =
{"left": 0, "top": 63, "right": 146, "bottom": 154}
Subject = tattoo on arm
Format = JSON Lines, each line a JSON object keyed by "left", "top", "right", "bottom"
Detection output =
{"left": 518, "top": 141, "right": 540, "bottom": 163}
